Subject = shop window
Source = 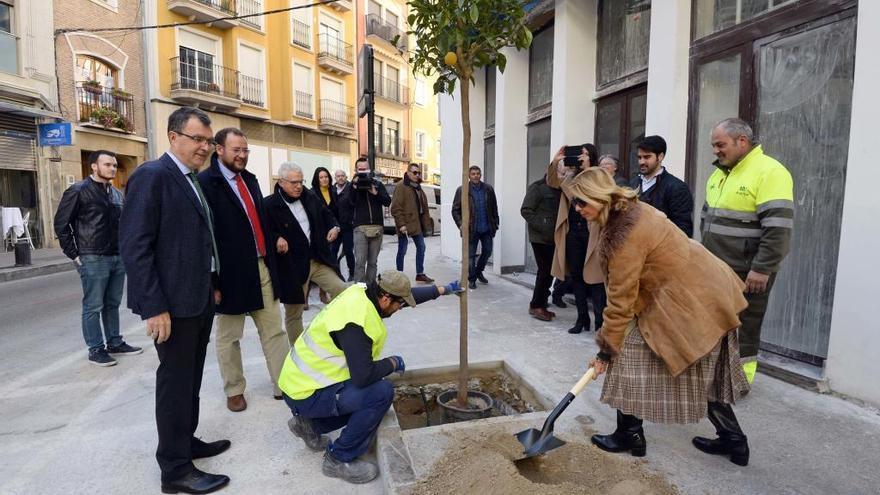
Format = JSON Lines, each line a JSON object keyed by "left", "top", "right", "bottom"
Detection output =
{"left": 528, "top": 25, "right": 553, "bottom": 112}
{"left": 694, "top": 0, "right": 798, "bottom": 39}
{"left": 597, "top": 0, "right": 651, "bottom": 88}
{"left": 594, "top": 85, "right": 647, "bottom": 180}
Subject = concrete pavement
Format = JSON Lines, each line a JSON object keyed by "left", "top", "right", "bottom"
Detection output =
{"left": 1, "top": 235, "right": 879, "bottom": 494}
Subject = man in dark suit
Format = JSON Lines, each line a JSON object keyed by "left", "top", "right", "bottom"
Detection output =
{"left": 120, "top": 107, "right": 230, "bottom": 494}
{"left": 333, "top": 168, "right": 355, "bottom": 281}
{"left": 197, "top": 127, "right": 289, "bottom": 413}
{"left": 264, "top": 162, "right": 348, "bottom": 344}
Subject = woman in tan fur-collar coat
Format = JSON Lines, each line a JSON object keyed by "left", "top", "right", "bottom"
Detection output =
{"left": 568, "top": 168, "right": 752, "bottom": 467}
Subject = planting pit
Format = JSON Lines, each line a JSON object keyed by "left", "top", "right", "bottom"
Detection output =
{"left": 392, "top": 367, "right": 545, "bottom": 430}
{"left": 377, "top": 362, "right": 680, "bottom": 494}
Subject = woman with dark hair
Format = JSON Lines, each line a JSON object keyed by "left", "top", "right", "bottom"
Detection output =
{"left": 311, "top": 167, "right": 339, "bottom": 304}
{"left": 562, "top": 167, "right": 750, "bottom": 465}
{"left": 546, "top": 143, "right": 607, "bottom": 335}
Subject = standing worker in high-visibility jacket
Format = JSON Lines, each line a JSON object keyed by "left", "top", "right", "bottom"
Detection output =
{"left": 278, "top": 270, "right": 462, "bottom": 484}
{"left": 701, "top": 118, "right": 794, "bottom": 384}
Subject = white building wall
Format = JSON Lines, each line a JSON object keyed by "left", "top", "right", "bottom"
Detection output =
{"left": 643, "top": 0, "right": 691, "bottom": 177}
{"left": 824, "top": 2, "right": 880, "bottom": 407}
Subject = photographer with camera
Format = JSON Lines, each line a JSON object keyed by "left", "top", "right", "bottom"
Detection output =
{"left": 346, "top": 157, "right": 392, "bottom": 283}
{"left": 546, "top": 144, "right": 607, "bottom": 335}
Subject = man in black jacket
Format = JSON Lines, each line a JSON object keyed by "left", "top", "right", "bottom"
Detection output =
{"left": 334, "top": 168, "right": 355, "bottom": 280}
{"left": 54, "top": 150, "right": 142, "bottom": 367}
{"left": 452, "top": 166, "right": 499, "bottom": 289}
{"left": 347, "top": 157, "right": 391, "bottom": 283}
{"left": 520, "top": 175, "right": 561, "bottom": 321}
{"left": 629, "top": 135, "right": 694, "bottom": 237}
{"left": 197, "top": 128, "right": 289, "bottom": 413}
{"left": 264, "top": 162, "right": 349, "bottom": 344}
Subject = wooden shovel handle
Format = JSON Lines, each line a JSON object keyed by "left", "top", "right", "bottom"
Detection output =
{"left": 568, "top": 367, "right": 597, "bottom": 396}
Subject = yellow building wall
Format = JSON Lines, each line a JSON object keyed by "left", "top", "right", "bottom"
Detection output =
{"left": 410, "top": 71, "right": 441, "bottom": 184}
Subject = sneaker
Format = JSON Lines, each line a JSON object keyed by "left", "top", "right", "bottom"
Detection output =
{"left": 468, "top": 280, "right": 477, "bottom": 290}
{"left": 288, "top": 416, "right": 329, "bottom": 451}
{"left": 415, "top": 274, "right": 434, "bottom": 283}
{"left": 88, "top": 349, "right": 117, "bottom": 367}
{"left": 477, "top": 274, "right": 489, "bottom": 284}
{"left": 321, "top": 452, "right": 379, "bottom": 484}
{"left": 107, "top": 342, "right": 143, "bottom": 356}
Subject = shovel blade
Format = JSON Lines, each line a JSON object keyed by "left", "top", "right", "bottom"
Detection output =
{"left": 514, "top": 428, "right": 567, "bottom": 460}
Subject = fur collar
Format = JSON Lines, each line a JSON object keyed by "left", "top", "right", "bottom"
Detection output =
{"left": 598, "top": 201, "right": 642, "bottom": 269}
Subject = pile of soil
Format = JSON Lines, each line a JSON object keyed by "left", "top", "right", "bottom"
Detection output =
{"left": 394, "top": 374, "right": 540, "bottom": 430}
{"left": 404, "top": 428, "right": 679, "bottom": 495}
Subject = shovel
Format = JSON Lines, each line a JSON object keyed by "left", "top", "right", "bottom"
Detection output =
{"left": 515, "top": 367, "right": 597, "bottom": 460}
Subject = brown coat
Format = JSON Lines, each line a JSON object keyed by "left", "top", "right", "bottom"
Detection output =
{"left": 595, "top": 201, "right": 748, "bottom": 377}
{"left": 546, "top": 159, "right": 604, "bottom": 284}
{"left": 390, "top": 181, "right": 432, "bottom": 236}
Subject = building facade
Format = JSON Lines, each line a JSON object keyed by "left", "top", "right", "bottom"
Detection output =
{"left": 144, "top": 0, "right": 357, "bottom": 191}
{"left": 439, "top": 0, "right": 879, "bottom": 406}
{"left": 0, "top": 0, "right": 58, "bottom": 248}
{"left": 53, "top": 0, "right": 149, "bottom": 213}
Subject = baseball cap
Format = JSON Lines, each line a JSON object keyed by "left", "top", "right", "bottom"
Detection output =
{"left": 377, "top": 270, "right": 416, "bottom": 307}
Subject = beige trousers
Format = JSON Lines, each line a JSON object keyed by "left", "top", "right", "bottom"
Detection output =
{"left": 283, "top": 259, "right": 350, "bottom": 345}
{"left": 214, "top": 259, "right": 289, "bottom": 397}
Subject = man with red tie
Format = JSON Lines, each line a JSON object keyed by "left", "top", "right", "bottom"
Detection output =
{"left": 198, "top": 127, "right": 289, "bottom": 413}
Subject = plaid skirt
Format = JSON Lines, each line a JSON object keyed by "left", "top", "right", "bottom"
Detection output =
{"left": 599, "top": 321, "right": 750, "bottom": 424}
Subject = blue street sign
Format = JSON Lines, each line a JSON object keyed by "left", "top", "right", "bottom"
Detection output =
{"left": 38, "top": 122, "right": 73, "bottom": 146}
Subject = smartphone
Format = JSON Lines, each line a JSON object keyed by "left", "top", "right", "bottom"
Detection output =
{"left": 564, "top": 145, "right": 583, "bottom": 157}
{"left": 563, "top": 156, "right": 581, "bottom": 167}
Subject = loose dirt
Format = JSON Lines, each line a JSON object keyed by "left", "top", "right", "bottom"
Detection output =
{"left": 404, "top": 428, "right": 679, "bottom": 495}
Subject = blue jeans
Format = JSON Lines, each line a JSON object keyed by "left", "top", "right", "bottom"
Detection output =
{"left": 77, "top": 254, "right": 125, "bottom": 352}
{"left": 285, "top": 379, "right": 394, "bottom": 462}
{"left": 468, "top": 232, "right": 493, "bottom": 282}
{"left": 396, "top": 233, "right": 426, "bottom": 275}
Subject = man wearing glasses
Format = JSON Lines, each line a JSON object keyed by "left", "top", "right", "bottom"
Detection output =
{"left": 390, "top": 163, "right": 435, "bottom": 283}
{"left": 120, "top": 107, "right": 230, "bottom": 493}
{"left": 277, "top": 270, "right": 462, "bottom": 484}
{"left": 196, "top": 127, "right": 289, "bottom": 413}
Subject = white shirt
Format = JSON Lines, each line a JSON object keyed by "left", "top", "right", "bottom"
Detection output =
{"left": 218, "top": 161, "right": 262, "bottom": 256}
{"left": 640, "top": 167, "right": 665, "bottom": 193}
{"left": 166, "top": 151, "right": 200, "bottom": 198}
{"left": 285, "top": 197, "right": 311, "bottom": 243}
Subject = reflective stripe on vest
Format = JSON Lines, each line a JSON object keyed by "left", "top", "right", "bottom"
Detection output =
{"left": 278, "top": 284, "right": 388, "bottom": 400}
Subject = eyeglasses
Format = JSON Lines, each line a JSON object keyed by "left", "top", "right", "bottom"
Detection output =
{"left": 279, "top": 178, "right": 304, "bottom": 186}
{"left": 175, "top": 131, "right": 216, "bottom": 146}
{"left": 410, "top": 171, "right": 422, "bottom": 176}
{"left": 226, "top": 147, "right": 250, "bottom": 155}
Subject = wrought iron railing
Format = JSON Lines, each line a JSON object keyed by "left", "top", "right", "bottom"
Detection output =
{"left": 75, "top": 83, "right": 136, "bottom": 133}
{"left": 365, "top": 14, "right": 407, "bottom": 50}
{"left": 170, "top": 56, "right": 240, "bottom": 100}
{"left": 373, "top": 74, "right": 408, "bottom": 105}
{"left": 319, "top": 99, "right": 354, "bottom": 128}
{"left": 295, "top": 91, "right": 313, "bottom": 119}
{"left": 185, "top": 0, "right": 237, "bottom": 16}
{"left": 239, "top": 74, "right": 264, "bottom": 107}
{"left": 317, "top": 33, "right": 353, "bottom": 66}
{"left": 291, "top": 19, "right": 311, "bottom": 48}
{"left": 237, "top": 0, "right": 262, "bottom": 29}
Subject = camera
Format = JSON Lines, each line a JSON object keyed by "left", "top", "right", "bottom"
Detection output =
{"left": 353, "top": 171, "right": 376, "bottom": 191}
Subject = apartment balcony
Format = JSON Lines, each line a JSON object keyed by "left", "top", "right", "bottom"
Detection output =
{"left": 169, "top": 57, "right": 241, "bottom": 111}
{"left": 237, "top": 0, "right": 262, "bottom": 30}
{"left": 376, "top": 134, "right": 409, "bottom": 160}
{"left": 291, "top": 19, "right": 311, "bottom": 49}
{"left": 317, "top": 34, "right": 353, "bottom": 75}
{"left": 365, "top": 14, "right": 407, "bottom": 51}
{"left": 0, "top": 30, "right": 18, "bottom": 75}
{"left": 373, "top": 74, "right": 408, "bottom": 106}
{"left": 75, "top": 83, "right": 136, "bottom": 134}
{"left": 294, "top": 91, "right": 313, "bottom": 119}
{"left": 318, "top": 99, "right": 355, "bottom": 135}
{"left": 167, "top": 0, "right": 238, "bottom": 29}
{"left": 329, "top": 0, "right": 352, "bottom": 12}
{"left": 239, "top": 74, "right": 264, "bottom": 107}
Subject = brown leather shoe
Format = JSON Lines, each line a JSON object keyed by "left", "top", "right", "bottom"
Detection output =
{"left": 227, "top": 394, "right": 247, "bottom": 412}
{"left": 528, "top": 307, "right": 553, "bottom": 322}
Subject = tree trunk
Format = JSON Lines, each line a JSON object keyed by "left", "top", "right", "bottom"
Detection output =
{"left": 457, "top": 75, "right": 472, "bottom": 407}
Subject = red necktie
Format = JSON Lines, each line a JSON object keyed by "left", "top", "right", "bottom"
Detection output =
{"left": 234, "top": 175, "right": 266, "bottom": 257}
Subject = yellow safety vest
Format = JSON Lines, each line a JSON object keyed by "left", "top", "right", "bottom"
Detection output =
{"left": 278, "top": 284, "right": 388, "bottom": 400}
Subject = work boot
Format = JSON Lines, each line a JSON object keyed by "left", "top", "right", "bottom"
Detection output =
{"left": 321, "top": 453, "right": 379, "bottom": 484}
{"left": 288, "top": 416, "right": 329, "bottom": 452}
{"left": 692, "top": 402, "right": 749, "bottom": 466}
{"left": 591, "top": 410, "right": 646, "bottom": 457}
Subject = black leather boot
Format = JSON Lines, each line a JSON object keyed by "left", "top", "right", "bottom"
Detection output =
{"left": 591, "top": 410, "right": 646, "bottom": 457}
{"left": 567, "top": 316, "right": 585, "bottom": 334}
{"left": 693, "top": 401, "right": 749, "bottom": 466}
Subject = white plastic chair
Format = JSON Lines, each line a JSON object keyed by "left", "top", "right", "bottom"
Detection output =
{"left": 20, "top": 211, "right": 34, "bottom": 250}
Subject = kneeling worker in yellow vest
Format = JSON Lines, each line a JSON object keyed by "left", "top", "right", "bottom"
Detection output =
{"left": 278, "top": 270, "right": 462, "bottom": 484}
